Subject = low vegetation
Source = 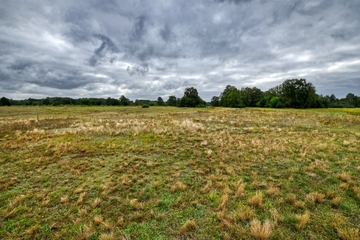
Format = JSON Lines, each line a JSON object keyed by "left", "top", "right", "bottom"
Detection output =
{"left": 0, "top": 106, "right": 359, "bottom": 239}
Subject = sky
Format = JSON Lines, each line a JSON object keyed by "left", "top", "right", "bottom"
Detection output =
{"left": 1, "top": 0, "right": 360, "bottom": 101}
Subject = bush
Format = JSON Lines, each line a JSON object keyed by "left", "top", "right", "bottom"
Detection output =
{"left": 142, "top": 104, "right": 150, "bottom": 108}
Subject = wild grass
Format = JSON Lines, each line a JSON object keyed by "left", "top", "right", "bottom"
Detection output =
{"left": 0, "top": 106, "right": 359, "bottom": 239}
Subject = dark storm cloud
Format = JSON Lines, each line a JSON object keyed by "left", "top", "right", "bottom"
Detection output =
{"left": 0, "top": 0, "right": 359, "bottom": 100}
{"left": 160, "top": 24, "right": 173, "bottom": 43}
{"left": 130, "top": 15, "right": 147, "bottom": 42}
{"left": 87, "top": 34, "right": 120, "bottom": 66}
{"left": 8, "top": 60, "right": 33, "bottom": 71}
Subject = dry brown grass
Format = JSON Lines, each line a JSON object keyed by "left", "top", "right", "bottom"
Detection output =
{"left": 250, "top": 219, "right": 272, "bottom": 239}
{"left": 238, "top": 206, "right": 256, "bottom": 222}
{"left": 266, "top": 186, "right": 280, "bottom": 197}
{"left": 295, "top": 211, "right": 310, "bottom": 230}
{"left": 270, "top": 208, "right": 282, "bottom": 226}
{"left": 218, "top": 194, "right": 229, "bottom": 210}
{"left": 92, "top": 197, "right": 101, "bottom": 208}
{"left": 179, "top": 220, "right": 197, "bottom": 234}
{"left": 99, "top": 232, "right": 116, "bottom": 240}
{"left": 338, "top": 172, "right": 352, "bottom": 182}
{"left": 337, "top": 227, "right": 360, "bottom": 240}
{"left": 331, "top": 197, "right": 342, "bottom": 208}
{"left": 235, "top": 182, "right": 246, "bottom": 198}
{"left": 77, "top": 224, "right": 93, "bottom": 240}
{"left": 170, "top": 181, "right": 187, "bottom": 193}
{"left": 285, "top": 193, "right": 296, "bottom": 205}
{"left": 247, "top": 192, "right": 263, "bottom": 207}
{"left": 94, "top": 215, "right": 104, "bottom": 225}
{"left": 305, "top": 192, "right": 325, "bottom": 204}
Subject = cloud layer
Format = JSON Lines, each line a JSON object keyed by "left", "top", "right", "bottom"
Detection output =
{"left": 1, "top": 0, "right": 360, "bottom": 100}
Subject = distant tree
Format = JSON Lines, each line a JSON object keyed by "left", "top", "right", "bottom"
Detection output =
{"left": 345, "top": 93, "right": 356, "bottom": 107}
{"left": 219, "top": 85, "right": 244, "bottom": 108}
{"left": 211, "top": 96, "right": 220, "bottom": 106}
{"left": 0, "top": 97, "right": 11, "bottom": 106}
{"left": 106, "top": 97, "right": 120, "bottom": 106}
{"left": 278, "top": 79, "right": 317, "bottom": 108}
{"left": 329, "top": 94, "right": 337, "bottom": 103}
{"left": 79, "top": 98, "right": 91, "bottom": 106}
{"left": 179, "top": 87, "right": 205, "bottom": 107}
{"left": 240, "top": 87, "right": 264, "bottom": 107}
{"left": 166, "top": 95, "right": 177, "bottom": 106}
{"left": 119, "top": 95, "right": 130, "bottom": 106}
{"left": 157, "top": 97, "right": 165, "bottom": 106}
{"left": 42, "top": 97, "right": 50, "bottom": 105}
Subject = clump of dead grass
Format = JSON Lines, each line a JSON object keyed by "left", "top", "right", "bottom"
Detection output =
{"left": 305, "top": 192, "right": 325, "bottom": 204}
{"left": 179, "top": 220, "right": 197, "bottom": 234}
{"left": 247, "top": 192, "right": 263, "bottom": 207}
{"left": 250, "top": 219, "right": 272, "bottom": 239}
{"left": 338, "top": 172, "right": 352, "bottom": 182}
{"left": 337, "top": 227, "right": 360, "bottom": 240}
{"left": 170, "top": 181, "right": 187, "bottom": 193}
{"left": 266, "top": 186, "right": 280, "bottom": 197}
{"left": 238, "top": 206, "right": 255, "bottom": 222}
{"left": 295, "top": 211, "right": 310, "bottom": 230}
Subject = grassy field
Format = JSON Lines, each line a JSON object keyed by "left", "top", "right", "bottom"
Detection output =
{"left": 0, "top": 106, "right": 359, "bottom": 239}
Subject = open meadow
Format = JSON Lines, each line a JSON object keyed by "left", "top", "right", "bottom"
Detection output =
{"left": 0, "top": 106, "right": 359, "bottom": 239}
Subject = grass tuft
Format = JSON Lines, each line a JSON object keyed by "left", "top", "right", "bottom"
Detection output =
{"left": 295, "top": 211, "right": 310, "bottom": 230}
{"left": 250, "top": 219, "right": 272, "bottom": 239}
{"left": 179, "top": 220, "right": 197, "bottom": 234}
{"left": 247, "top": 192, "right": 263, "bottom": 207}
{"left": 337, "top": 227, "right": 360, "bottom": 240}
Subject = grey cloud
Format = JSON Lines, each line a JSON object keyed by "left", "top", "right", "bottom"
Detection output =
{"left": 8, "top": 60, "right": 33, "bottom": 71}
{"left": 130, "top": 15, "right": 146, "bottom": 42}
{"left": 0, "top": 0, "right": 359, "bottom": 100}
{"left": 214, "top": 0, "right": 251, "bottom": 4}
{"left": 126, "top": 64, "right": 149, "bottom": 76}
{"left": 160, "top": 24, "right": 173, "bottom": 43}
{"left": 87, "top": 34, "right": 119, "bottom": 66}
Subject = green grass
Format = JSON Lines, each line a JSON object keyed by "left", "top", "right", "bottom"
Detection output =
{"left": 0, "top": 106, "right": 359, "bottom": 239}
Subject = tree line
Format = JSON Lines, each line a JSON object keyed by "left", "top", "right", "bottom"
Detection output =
{"left": 1, "top": 79, "right": 359, "bottom": 108}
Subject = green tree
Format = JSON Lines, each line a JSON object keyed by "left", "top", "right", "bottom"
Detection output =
{"left": 157, "top": 97, "right": 165, "bottom": 106}
{"left": 211, "top": 96, "right": 220, "bottom": 107}
{"left": 179, "top": 87, "right": 205, "bottom": 107}
{"left": 240, "top": 87, "right": 264, "bottom": 107}
{"left": 119, "top": 95, "right": 130, "bottom": 106}
{"left": 219, "top": 85, "right": 244, "bottom": 108}
{"left": 0, "top": 97, "right": 11, "bottom": 106}
{"left": 166, "top": 95, "right": 177, "bottom": 106}
{"left": 345, "top": 93, "right": 356, "bottom": 107}
{"left": 279, "top": 79, "right": 317, "bottom": 108}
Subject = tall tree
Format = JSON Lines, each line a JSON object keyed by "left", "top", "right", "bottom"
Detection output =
{"left": 211, "top": 96, "right": 220, "bottom": 107}
{"left": 119, "top": 95, "right": 130, "bottom": 106}
{"left": 166, "top": 95, "right": 177, "bottom": 106}
{"left": 279, "top": 79, "right": 317, "bottom": 108}
{"left": 0, "top": 97, "right": 11, "bottom": 106}
{"left": 157, "top": 97, "right": 165, "bottom": 106}
{"left": 240, "top": 87, "right": 264, "bottom": 107}
{"left": 219, "top": 85, "right": 244, "bottom": 108}
{"left": 179, "top": 87, "right": 205, "bottom": 107}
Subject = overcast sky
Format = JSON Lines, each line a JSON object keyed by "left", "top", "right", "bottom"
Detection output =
{"left": 1, "top": 0, "right": 360, "bottom": 101}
